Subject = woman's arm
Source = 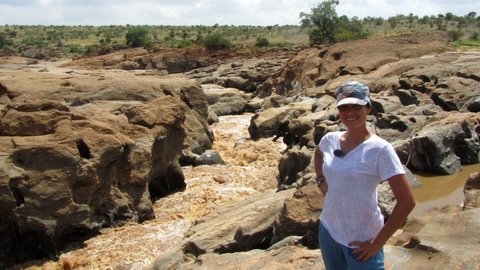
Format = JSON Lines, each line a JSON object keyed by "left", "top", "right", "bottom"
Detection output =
{"left": 314, "top": 147, "right": 328, "bottom": 195}
{"left": 350, "top": 173, "right": 416, "bottom": 261}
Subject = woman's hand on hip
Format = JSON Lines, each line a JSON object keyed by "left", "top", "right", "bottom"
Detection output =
{"left": 349, "top": 240, "right": 383, "bottom": 262}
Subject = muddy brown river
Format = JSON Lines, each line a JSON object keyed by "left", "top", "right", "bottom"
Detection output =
{"left": 411, "top": 163, "right": 480, "bottom": 217}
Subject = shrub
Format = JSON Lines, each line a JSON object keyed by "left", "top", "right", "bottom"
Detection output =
{"left": 0, "top": 33, "right": 7, "bottom": 48}
{"left": 176, "top": 39, "right": 193, "bottom": 48}
{"left": 335, "top": 29, "right": 369, "bottom": 42}
{"left": 203, "top": 33, "right": 231, "bottom": 50}
{"left": 447, "top": 29, "right": 463, "bottom": 41}
{"left": 68, "top": 44, "right": 85, "bottom": 54}
{"left": 308, "top": 29, "right": 324, "bottom": 45}
{"left": 469, "top": 32, "right": 479, "bottom": 40}
{"left": 255, "top": 36, "right": 269, "bottom": 47}
{"left": 125, "top": 27, "right": 152, "bottom": 48}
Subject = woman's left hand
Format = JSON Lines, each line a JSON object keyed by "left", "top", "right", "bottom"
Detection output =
{"left": 348, "top": 240, "right": 383, "bottom": 261}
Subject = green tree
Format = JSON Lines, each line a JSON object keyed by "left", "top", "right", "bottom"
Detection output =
{"left": 125, "top": 27, "right": 152, "bottom": 48}
{"left": 436, "top": 14, "right": 446, "bottom": 30}
{"left": 445, "top": 12, "right": 454, "bottom": 21}
{"left": 419, "top": 15, "right": 430, "bottom": 25}
{"left": 336, "top": 15, "right": 368, "bottom": 41}
{"left": 299, "top": 0, "right": 339, "bottom": 44}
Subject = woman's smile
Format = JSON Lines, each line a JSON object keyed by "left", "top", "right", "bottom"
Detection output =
{"left": 345, "top": 116, "right": 359, "bottom": 121}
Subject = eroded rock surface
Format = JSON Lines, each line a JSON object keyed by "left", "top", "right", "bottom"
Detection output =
{"left": 0, "top": 62, "right": 214, "bottom": 266}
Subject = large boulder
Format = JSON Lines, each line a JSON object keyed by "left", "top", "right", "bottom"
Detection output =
{"left": 2, "top": 65, "right": 215, "bottom": 161}
{"left": 202, "top": 84, "right": 252, "bottom": 116}
{"left": 271, "top": 184, "right": 323, "bottom": 247}
{"left": 248, "top": 102, "right": 313, "bottom": 141}
{"left": 393, "top": 113, "right": 480, "bottom": 175}
{"left": 182, "top": 189, "right": 295, "bottom": 256}
{"left": 277, "top": 146, "right": 312, "bottom": 187}
{"left": 0, "top": 66, "right": 212, "bottom": 266}
{"left": 0, "top": 95, "right": 188, "bottom": 266}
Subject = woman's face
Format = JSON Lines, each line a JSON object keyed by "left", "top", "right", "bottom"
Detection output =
{"left": 337, "top": 104, "right": 371, "bottom": 129}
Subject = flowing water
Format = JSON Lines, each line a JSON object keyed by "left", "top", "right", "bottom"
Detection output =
{"left": 23, "top": 114, "right": 283, "bottom": 269}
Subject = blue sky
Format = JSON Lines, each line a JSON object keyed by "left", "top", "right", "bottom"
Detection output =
{"left": 0, "top": 0, "right": 478, "bottom": 26}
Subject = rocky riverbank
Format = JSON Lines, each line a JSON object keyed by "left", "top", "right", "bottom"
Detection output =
{"left": 1, "top": 31, "right": 480, "bottom": 269}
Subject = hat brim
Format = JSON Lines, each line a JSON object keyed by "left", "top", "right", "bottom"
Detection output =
{"left": 336, "top": 97, "right": 368, "bottom": 107}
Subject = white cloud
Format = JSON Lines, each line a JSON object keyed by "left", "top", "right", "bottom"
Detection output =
{"left": 337, "top": 0, "right": 479, "bottom": 18}
{"left": 0, "top": 0, "right": 477, "bottom": 25}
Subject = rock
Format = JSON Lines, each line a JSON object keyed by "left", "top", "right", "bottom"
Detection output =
{"left": 0, "top": 71, "right": 204, "bottom": 266}
{"left": 399, "top": 113, "right": 480, "bottom": 175}
{"left": 187, "top": 57, "right": 288, "bottom": 93}
{"left": 257, "top": 32, "right": 452, "bottom": 98}
{"left": 277, "top": 146, "right": 312, "bottom": 186}
{"left": 194, "top": 150, "right": 226, "bottom": 166}
{"left": 202, "top": 84, "right": 251, "bottom": 116}
{"left": 464, "top": 172, "right": 480, "bottom": 210}
{"left": 272, "top": 184, "right": 323, "bottom": 247}
{"left": 192, "top": 246, "right": 323, "bottom": 270}
{"left": 397, "top": 208, "right": 480, "bottom": 269}
{"left": 182, "top": 189, "right": 295, "bottom": 256}
{"left": 248, "top": 106, "right": 292, "bottom": 140}
{"left": 248, "top": 103, "right": 312, "bottom": 141}
{"left": 244, "top": 97, "right": 263, "bottom": 113}
{"left": 266, "top": 235, "right": 302, "bottom": 251}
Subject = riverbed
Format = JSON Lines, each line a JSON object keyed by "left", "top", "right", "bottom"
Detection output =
{"left": 21, "top": 113, "right": 478, "bottom": 270}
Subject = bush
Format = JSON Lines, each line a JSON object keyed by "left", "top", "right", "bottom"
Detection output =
{"left": 203, "top": 33, "right": 231, "bottom": 50}
{"left": 335, "top": 30, "right": 369, "bottom": 42}
{"left": 84, "top": 44, "right": 111, "bottom": 56}
{"left": 176, "top": 39, "right": 193, "bottom": 48}
{"left": 0, "top": 33, "right": 10, "bottom": 48}
{"left": 68, "top": 44, "right": 85, "bottom": 54}
{"left": 308, "top": 29, "right": 325, "bottom": 45}
{"left": 469, "top": 32, "right": 479, "bottom": 40}
{"left": 125, "top": 27, "right": 152, "bottom": 48}
{"left": 447, "top": 29, "right": 463, "bottom": 41}
{"left": 255, "top": 36, "right": 269, "bottom": 47}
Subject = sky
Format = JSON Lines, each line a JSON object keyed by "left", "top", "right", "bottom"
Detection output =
{"left": 0, "top": 0, "right": 478, "bottom": 26}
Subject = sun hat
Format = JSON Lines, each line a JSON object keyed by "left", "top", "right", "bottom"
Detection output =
{"left": 335, "top": 81, "right": 371, "bottom": 107}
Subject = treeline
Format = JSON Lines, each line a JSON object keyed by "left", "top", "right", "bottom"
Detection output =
{"left": 300, "top": 0, "right": 479, "bottom": 45}
{"left": 0, "top": 24, "right": 306, "bottom": 58}
{"left": 0, "top": 8, "right": 478, "bottom": 59}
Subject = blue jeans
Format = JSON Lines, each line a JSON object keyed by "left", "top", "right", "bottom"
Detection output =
{"left": 319, "top": 222, "right": 384, "bottom": 270}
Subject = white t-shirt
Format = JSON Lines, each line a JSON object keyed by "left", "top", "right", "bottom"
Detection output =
{"left": 319, "top": 131, "right": 405, "bottom": 247}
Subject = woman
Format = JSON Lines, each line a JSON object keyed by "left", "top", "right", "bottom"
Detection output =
{"left": 314, "top": 81, "right": 416, "bottom": 270}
